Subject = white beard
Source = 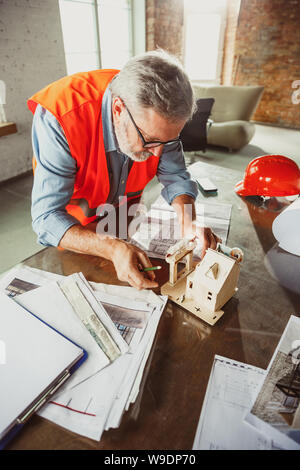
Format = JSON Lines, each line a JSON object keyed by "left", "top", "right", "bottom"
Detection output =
{"left": 114, "top": 117, "right": 153, "bottom": 162}
{"left": 127, "top": 151, "right": 152, "bottom": 162}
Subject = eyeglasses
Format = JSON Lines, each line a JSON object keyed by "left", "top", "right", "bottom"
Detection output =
{"left": 124, "top": 103, "right": 181, "bottom": 149}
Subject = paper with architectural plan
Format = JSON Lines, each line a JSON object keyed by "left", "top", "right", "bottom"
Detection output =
{"left": 0, "top": 265, "right": 167, "bottom": 441}
{"left": 93, "top": 291, "right": 152, "bottom": 353}
{"left": 0, "top": 265, "right": 62, "bottom": 296}
{"left": 58, "top": 275, "right": 128, "bottom": 360}
{"left": 38, "top": 293, "right": 167, "bottom": 440}
{"left": 192, "top": 355, "right": 280, "bottom": 450}
{"left": 272, "top": 197, "right": 300, "bottom": 256}
{"left": 245, "top": 315, "right": 300, "bottom": 450}
{"left": 130, "top": 195, "right": 232, "bottom": 259}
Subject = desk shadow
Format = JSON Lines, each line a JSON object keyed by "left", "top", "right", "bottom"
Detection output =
{"left": 240, "top": 196, "right": 300, "bottom": 314}
{"left": 264, "top": 243, "right": 300, "bottom": 309}
{"left": 235, "top": 144, "right": 268, "bottom": 158}
{"left": 185, "top": 144, "right": 268, "bottom": 172}
{"left": 205, "top": 143, "right": 267, "bottom": 156}
{"left": 240, "top": 195, "right": 289, "bottom": 253}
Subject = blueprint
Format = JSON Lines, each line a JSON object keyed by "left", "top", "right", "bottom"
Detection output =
{"left": 130, "top": 195, "right": 232, "bottom": 259}
{"left": 192, "top": 355, "right": 283, "bottom": 450}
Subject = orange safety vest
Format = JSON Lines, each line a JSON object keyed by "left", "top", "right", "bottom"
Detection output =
{"left": 28, "top": 70, "right": 159, "bottom": 225}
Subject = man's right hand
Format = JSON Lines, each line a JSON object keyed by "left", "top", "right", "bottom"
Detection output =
{"left": 110, "top": 239, "right": 159, "bottom": 290}
{"left": 59, "top": 225, "right": 158, "bottom": 291}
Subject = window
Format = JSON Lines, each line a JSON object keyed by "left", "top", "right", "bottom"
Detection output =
{"left": 58, "top": 0, "right": 144, "bottom": 75}
{"left": 59, "top": 0, "right": 100, "bottom": 74}
{"left": 183, "top": 0, "right": 227, "bottom": 83}
{"left": 97, "top": 0, "right": 132, "bottom": 69}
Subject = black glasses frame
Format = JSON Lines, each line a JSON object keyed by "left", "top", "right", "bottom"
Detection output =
{"left": 124, "top": 104, "right": 181, "bottom": 149}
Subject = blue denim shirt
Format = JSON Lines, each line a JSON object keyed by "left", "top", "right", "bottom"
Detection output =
{"left": 31, "top": 88, "right": 198, "bottom": 246}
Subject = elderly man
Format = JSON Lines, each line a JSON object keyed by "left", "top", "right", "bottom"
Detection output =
{"left": 28, "top": 50, "right": 219, "bottom": 290}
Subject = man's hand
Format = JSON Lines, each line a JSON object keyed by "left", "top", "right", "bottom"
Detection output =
{"left": 59, "top": 225, "right": 158, "bottom": 290}
{"left": 171, "top": 194, "right": 221, "bottom": 259}
{"left": 110, "top": 239, "right": 159, "bottom": 290}
{"left": 184, "top": 222, "right": 222, "bottom": 259}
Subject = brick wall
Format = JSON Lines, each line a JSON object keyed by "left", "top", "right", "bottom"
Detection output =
{"left": 146, "top": 0, "right": 184, "bottom": 61}
{"left": 233, "top": 0, "right": 300, "bottom": 129}
{"left": 145, "top": 0, "right": 300, "bottom": 129}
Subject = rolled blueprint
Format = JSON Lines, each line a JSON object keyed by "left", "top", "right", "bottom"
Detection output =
{"left": 59, "top": 278, "right": 121, "bottom": 361}
{"left": 272, "top": 197, "right": 300, "bottom": 256}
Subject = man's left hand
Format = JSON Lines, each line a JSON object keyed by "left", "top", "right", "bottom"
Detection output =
{"left": 171, "top": 194, "right": 222, "bottom": 259}
{"left": 183, "top": 222, "right": 222, "bottom": 259}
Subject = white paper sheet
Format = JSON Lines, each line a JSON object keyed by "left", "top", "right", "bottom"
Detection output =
{"left": 0, "top": 265, "right": 168, "bottom": 441}
{"left": 15, "top": 282, "right": 110, "bottom": 390}
{"left": 105, "top": 299, "right": 167, "bottom": 430}
{"left": 0, "top": 293, "right": 83, "bottom": 440}
{"left": 38, "top": 354, "right": 131, "bottom": 441}
{"left": 0, "top": 265, "right": 63, "bottom": 296}
{"left": 38, "top": 295, "right": 167, "bottom": 440}
{"left": 192, "top": 355, "right": 280, "bottom": 450}
{"left": 272, "top": 197, "right": 300, "bottom": 256}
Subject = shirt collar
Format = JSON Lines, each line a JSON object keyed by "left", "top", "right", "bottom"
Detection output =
{"left": 101, "top": 87, "right": 118, "bottom": 153}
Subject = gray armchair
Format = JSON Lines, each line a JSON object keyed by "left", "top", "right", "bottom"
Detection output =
{"left": 192, "top": 85, "right": 264, "bottom": 151}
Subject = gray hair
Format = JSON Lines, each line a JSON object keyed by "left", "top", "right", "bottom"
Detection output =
{"left": 109, "top": 49, "right": 195, "bottom": 123}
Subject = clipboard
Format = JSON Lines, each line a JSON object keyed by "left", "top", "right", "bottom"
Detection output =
{"left": 0, "top": 293, "right": 87, "bottom": 449}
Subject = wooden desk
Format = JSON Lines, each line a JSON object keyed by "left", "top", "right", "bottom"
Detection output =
{"left": 7, "top": 161, "right": 300, "bottom": 450}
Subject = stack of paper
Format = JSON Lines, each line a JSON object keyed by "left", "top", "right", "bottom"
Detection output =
{"left": 129, "top": 195, "right": 232, "bottom": 259}
{"left": 0, "top": 265, "right": 167, "bottom": 441}
{"left": 193, "top": 316, "right": 300, "bottom": 450}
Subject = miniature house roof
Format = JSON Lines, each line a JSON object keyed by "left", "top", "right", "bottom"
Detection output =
{"left": 194, "top": 248, "right": 237, "bottom": 292}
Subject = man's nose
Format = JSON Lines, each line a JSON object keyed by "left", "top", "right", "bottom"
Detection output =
{"left": 150, "top": 144, "right": 164, "bottom": 158}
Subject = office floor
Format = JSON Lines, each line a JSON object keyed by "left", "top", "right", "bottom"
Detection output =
{"left": 0, "top": 123, "right": 299, "bottom": 275}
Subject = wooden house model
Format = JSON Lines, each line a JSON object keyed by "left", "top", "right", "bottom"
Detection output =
{"left": 161, "top": 243, "right": 242, "bottom": 326}
{"left": 185, "top": 248, "right": 240, "bottom": 314}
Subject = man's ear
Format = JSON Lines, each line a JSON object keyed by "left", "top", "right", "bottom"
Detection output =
{"left": 112, "top": 96, "right": 125, "bottom": 124}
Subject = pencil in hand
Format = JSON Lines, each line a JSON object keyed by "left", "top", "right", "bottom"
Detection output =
{"left": 140, "top": 265, "right": 162, "bottom": 272}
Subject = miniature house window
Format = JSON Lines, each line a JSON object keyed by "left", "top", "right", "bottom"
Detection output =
{"left": 189, "top": 281, "right": 193, "bottom": 289}
{"left": 206, "top": 263, "right": 219, "bottom": 280}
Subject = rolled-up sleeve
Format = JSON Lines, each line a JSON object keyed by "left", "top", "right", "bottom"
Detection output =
{"left": 157, "top": 140, "right": 198, "bottom": 204}
{"left": 31, "top": 105, "right": 79, "bottom": 247}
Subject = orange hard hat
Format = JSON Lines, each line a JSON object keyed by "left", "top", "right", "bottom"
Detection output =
{"left": 235, "top": 155, "right": 300, "bottom": 197}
